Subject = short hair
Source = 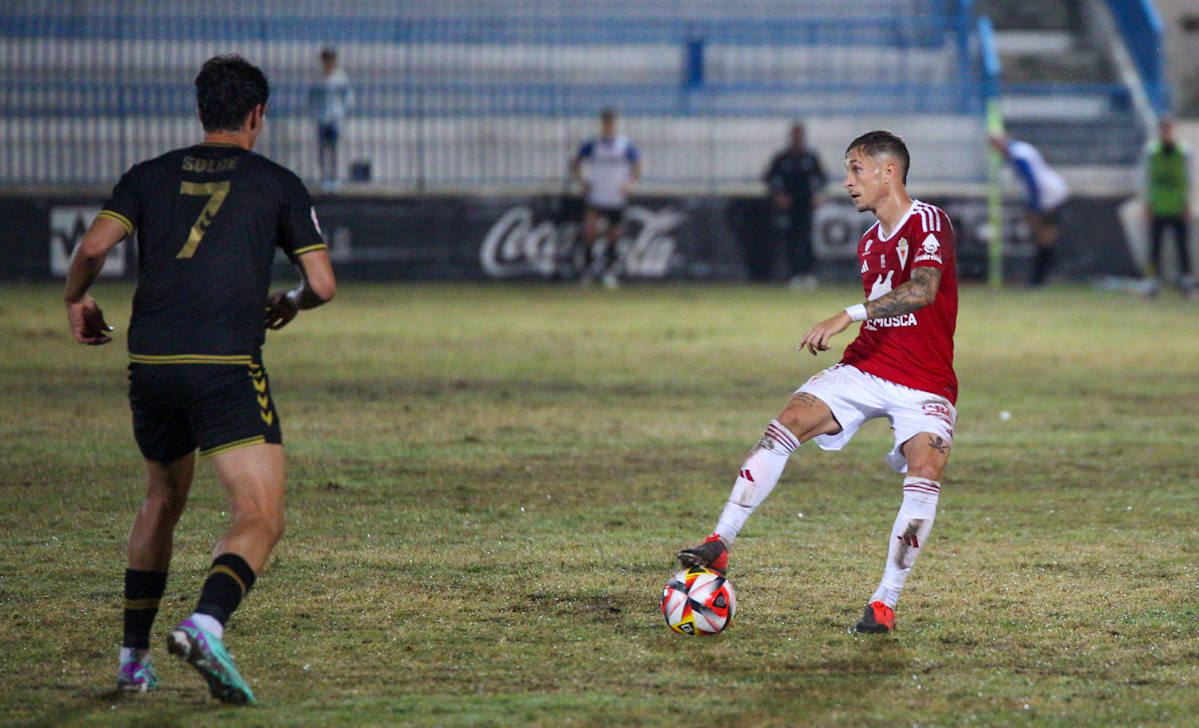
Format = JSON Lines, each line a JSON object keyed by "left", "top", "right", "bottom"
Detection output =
{"left": 846, "top": 129, "right": 910, "bottom": 184}
{"left": 194, "top": 55, "right": 270, "bottom": 133}
{"left": 320, "top": 47, "right": 338, "bottom": 62}
{"left": 600, "top": 108, "right": 617, "bottom": 123}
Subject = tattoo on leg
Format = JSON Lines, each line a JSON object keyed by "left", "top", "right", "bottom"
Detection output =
{"left": 926, "top": 435, "right": 950, "bottom": 454}
{"left": 793, "top": 393, "right": 822, "bottom": 406}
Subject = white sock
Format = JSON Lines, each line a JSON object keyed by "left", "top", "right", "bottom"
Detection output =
{"left": 119, "top": 646, "right": 149, "bottom": 664}
{"left": 713, "top": 420, "right": 800, "bottom": 544}
{"left": 870, "top": 477, "right": 940, "bottom": 608}
{"left": 188, "top": 612, "right": 224, "bottom": 640}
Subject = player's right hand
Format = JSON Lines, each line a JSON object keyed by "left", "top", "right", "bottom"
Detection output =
{"left": 66, "top": 295, "right": 114, "bottom": 345}
{"left": 798, "top": 311, "right": 852, "bottom": 356}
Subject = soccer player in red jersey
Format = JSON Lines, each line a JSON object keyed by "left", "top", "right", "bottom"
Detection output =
{"left": 679, "top": 130, "right": 957, "bottom": 633}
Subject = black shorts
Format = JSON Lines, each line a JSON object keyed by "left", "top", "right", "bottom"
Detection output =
{"left": 318, "top": 122, "right": 340, "bottom": 146}
{"left": 128, "top": 358, "right": 282, "bottom": 463}
{"left": 586, "top": 204, "right": 625, "bottom": 226}
{"left": 1028, "top": 207, "right": 1061, "bottom": 228}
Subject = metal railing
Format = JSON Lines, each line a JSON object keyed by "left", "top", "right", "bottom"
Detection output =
{"left": 1103, "top": 0, "right": 1168, "bottom": 115}
{"left": 1, "top": 0, "right": 985, "bottom": 190}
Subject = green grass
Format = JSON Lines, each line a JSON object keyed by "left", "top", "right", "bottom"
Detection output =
{"left": 1, "top": 281, "right": 1197, "bottom": 728}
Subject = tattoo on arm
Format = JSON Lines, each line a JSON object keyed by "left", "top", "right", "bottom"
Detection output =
{"left": 865, "top": 267, "right": 941, "bottom": 319}
{"left": 926, "top": 435, "right": 950, "bottom": 454}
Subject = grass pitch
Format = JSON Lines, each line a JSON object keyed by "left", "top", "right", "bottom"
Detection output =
{"left": 1, "top": 281, "right": 1197, "bottom": 728}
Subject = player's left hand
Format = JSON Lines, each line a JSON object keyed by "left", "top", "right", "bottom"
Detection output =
{"left": 66, "top": 295, "right": 114, "bottom": 345}
{"left": 264, "top": 290, "right": 299, "bottom": 330}
{"left": 798, "top": 311, "right": 852, "bottom": 356}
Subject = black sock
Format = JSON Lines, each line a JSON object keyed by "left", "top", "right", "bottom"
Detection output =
{"left": 1031, "top": 248, "right": 1054, "bottom": 286}
{"left": 581, "top": 243, "right": 595, "bottom": 276}
{"left": 123, "top": 569, "right": 168, "bottom": 649}
{"left": 194, "top": 553, "right": 256, "bottom": 626}
{"left": 603, "top": 242, "right": 617, "bottom": 274}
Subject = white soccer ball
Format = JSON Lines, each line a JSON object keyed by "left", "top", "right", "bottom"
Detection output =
{"left": 661, "top": 567, "right": 736, "bottom": 635}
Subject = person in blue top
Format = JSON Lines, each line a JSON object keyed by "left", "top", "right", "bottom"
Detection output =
{"left": 990, "top": 131, "right": 1070, "bottom": 286}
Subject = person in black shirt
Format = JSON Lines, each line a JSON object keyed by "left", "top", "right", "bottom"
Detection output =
{"left": 64, "top": 55, "right": 336, "bottom": 704}
{"left": 763, "top": 122, "right": 828, "bottom": 288}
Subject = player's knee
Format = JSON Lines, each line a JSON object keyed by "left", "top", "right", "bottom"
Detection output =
{"left": 776, "top": 397, "right": 835, "bottom": 442}
{"left": 232, "top": 501, "right": 285, "bottom": 543}
{"left": 143, "top": 488, "right": 188, "bottom": 522}
{"left": 904, "top": 452, "right": 947, "bottom": 481}
{"left": 775, "top": 408, "right": 804, "bottom": 434}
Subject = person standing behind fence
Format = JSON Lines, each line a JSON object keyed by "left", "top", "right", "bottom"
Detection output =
{"left": 1143, "top": 117, "right": 1195, "bottom": 299}
{"left": 763, "top": 122, "right": 827, "bottom": 289}
{"left": 989, "top": 131, "right": 1069, "bottom": 287}
{"left": 570, "top": 108, "right": 641, "bottom": 289}
{"left": 310, "top": 47, "right": 353, "bottom": 192}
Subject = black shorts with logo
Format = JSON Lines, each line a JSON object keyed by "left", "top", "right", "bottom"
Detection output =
{"left": 128, "top": 356, "right": 282, "bottom": 463}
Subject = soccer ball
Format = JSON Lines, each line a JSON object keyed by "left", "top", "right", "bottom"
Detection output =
{"left": 661, "top": 567, "right": 736, "bottom": 635}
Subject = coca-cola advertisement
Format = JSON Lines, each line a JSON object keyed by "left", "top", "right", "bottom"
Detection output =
{"left": 294, "top": 194, "right": 752, "bottom": 281}
{"left": 5, "top": 193, "right": 1138, "bottom": 282}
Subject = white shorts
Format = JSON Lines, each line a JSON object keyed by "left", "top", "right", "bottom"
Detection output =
{"left": 796, "top": 363, "right": 957, "bottom": 473}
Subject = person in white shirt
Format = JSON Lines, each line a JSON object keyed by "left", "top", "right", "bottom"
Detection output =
{"left": 310, "top": 48, "right": 353, "bottom": 191}
{"left": 990, "top": 131, "right": 1069, "bottom": 287}
{"left": 570, "top": 109, "right": 641, "bottom": 287}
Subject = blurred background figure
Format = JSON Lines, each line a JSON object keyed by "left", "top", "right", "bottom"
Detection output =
{"left": 310, "top": 47, "right": 353, "bottom": 192}
{"left": 990, "top": 130, "right": 1069, "bottom": 287}
{"left": 570, "top": 108, "right": 641, "bottom": 288}
{"left": 1143, "top": 117, "right": 1194, "bottom": 299}
{"left": 762, "top": 122, "right": 827, "bottom": 290}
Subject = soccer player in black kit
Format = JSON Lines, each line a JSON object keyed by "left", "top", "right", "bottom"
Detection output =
{"left": 64, "top": 55, "right": 336, "bottom": 704}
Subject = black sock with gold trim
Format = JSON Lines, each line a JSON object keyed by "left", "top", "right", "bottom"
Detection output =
{"left": 194, "top": 553, "right": 257, "bottom": 626}
{"left": 123, "top": 569, "right": 168, "bottom": 649}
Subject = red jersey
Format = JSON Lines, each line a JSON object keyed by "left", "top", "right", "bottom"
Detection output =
{"left": 840, "top": 200, "right": 958, "bottom": 403}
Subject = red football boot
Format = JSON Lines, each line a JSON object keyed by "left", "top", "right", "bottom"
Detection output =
{"left": 854, "top": 601, "right": 895, "bottom": 633}
{"left": 676, "top": 533, "right": 729, "bottom": 575}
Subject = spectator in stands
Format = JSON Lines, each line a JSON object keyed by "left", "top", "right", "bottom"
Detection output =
{"left": 310, "top": 47, "right": 353, "bottom": 192}
{"left": 570, "top": 108, "right": 641, "bottom": 288}
{"left": 763, "top": 122, "right": 827, "bottom": 289}
{"left": 1142, "top": 117, "right": 1194, "bottom": 299}
{"left": 989, "top": 130, "right": 1069, "bottom": 287}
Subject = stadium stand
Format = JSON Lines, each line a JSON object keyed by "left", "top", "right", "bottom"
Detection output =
{"left": 0, "top": 0, "right": 1162, "bottom": 193}
{"left": 976, "top": 0, "right": 1152, "bottom": 182}
{"left": 0, "top": 0, "right": 988, "bottom": 190}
